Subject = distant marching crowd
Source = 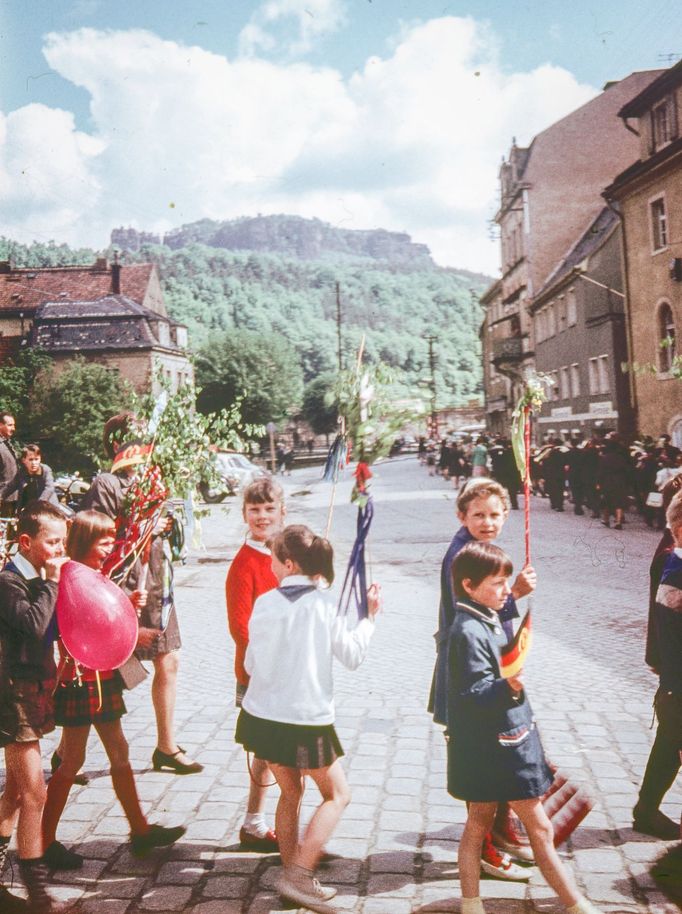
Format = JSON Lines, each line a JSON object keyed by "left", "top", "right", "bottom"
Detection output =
{"left": 0, "top": 408, "right": 680, "bottom": 914}
{"left": 419, "top": 430, "right": 682, "bottom": 530}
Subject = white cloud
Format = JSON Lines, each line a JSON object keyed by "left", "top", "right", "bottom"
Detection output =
{"left": 239, "top": 0, "right": 347, "bottom": 57}
{"left": 0, "top": 18, "right": 596, "bottom": 271}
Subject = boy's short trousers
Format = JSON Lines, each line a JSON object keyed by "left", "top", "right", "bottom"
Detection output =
{"left": 9, "top": 680, "right": 55, "bottom": 742}
{"left": 235, "top": 682, "right": 248, "bottom": 708}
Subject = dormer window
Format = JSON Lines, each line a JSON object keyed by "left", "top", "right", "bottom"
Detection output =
{"left": 651, "top": 95, "right": 678, "bottom": 151}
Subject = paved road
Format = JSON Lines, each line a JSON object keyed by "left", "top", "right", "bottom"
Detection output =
{"left": 3, "top": 457, "right": 680, "bottom": 913}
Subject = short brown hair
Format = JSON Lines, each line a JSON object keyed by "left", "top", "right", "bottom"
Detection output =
{"left": 20, "top": 444, "right": 41, "bottom": 459}
{"left": 270, "top": 524, "right": 334, "bottom": 585}
{"left": 243, "top": 477, "right": 284, "bottom": 507}
{"left": 456, "top": 477, "right": 510, "bottom": 515}
{"left": 67, "top": 510, "right": 116, "bottom": 562}
{"left": 452, "top": 541, "right": 513, "bottom": 600}
{"left": 17, "top": 500, "right": 67, "bottom": 538}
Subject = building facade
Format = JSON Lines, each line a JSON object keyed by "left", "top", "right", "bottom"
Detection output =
{"left": 530, "top": 208, "right": 634, "bottom": 439}
{"left": 604, "top": 61, "right": 682, "bottom": 444}
{"left": 490, "top": 71, "right": 663, "bottom": 403}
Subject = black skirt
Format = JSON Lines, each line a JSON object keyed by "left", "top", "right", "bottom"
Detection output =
{"left": 235, "top": 709, "right": 344, "bottom": 769}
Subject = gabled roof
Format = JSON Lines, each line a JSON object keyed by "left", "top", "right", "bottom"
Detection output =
{"left": 533, "top": 207, "right": 619, "bottom": 305}
{"left": 32, "top": 295, "right": 177, "bottom": 353}
{"left": 0, "top": 263, "right": 156, "bottom": 313}
{"left": 618, "top": 59, "right": 682, "bottom": 118}
{"left": 604, "top": 135, "right": 682, "bottom": 197}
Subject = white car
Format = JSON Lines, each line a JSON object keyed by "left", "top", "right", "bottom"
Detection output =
{"left": 199, "top": 453, "right": 269, "bottom": 502}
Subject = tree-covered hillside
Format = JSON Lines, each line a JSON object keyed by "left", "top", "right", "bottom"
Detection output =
{"left": 1, "top": 223, "right": 491, "bottom": 406}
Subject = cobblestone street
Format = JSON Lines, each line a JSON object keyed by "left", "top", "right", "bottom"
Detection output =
{"left": 2, "top": 457, "right": 680, "bottom": 914}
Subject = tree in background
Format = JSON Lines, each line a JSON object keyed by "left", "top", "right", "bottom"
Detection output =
{"left": 0, "top": 349, "right": 52, "bottom": 419}
{"left": 302, "top": 373, "right": 339, "bottom": 443}
{"left": 195, "top": 329, "right": 304, "bottom": 426}
{"left": 28, "top": 358, "right": 132, "bottom": 473}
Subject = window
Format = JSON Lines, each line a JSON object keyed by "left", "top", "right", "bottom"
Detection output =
{"left": 560, "top": 366, "right": 570, "bottom": 400}
{"left": 651, "top": 197, "right": 668, "bottom": 251}
{"left": 658, "top": 302, "right": 676, "bottom": 373}
{"left": 567, "top": 288, "right": 577, "bottom": 326}
{"left": 551, "top": 371, "right": 560, "bottom": 401}
{"left": 536, "top": 309, "right": 545, "bottom": 343}
{"left": 651, "top": 95, "right": 678, "bottom": 150}
{"left": 588, "top": 358, "right": 599, "bottom": 395}
{"left": 557, "top": 297, "right": 567, "bottom": 332}
{"left": 598, "top": 355, "right": 609, "bottom": 394}
{"left": 570, "top": 363, "right": 580, "bottom": 397}
{"left": 547, "top": 303, "right": 556, "bottom": 336}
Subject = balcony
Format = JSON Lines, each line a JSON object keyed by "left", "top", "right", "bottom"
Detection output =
{"left": 492, "top": 337, "right": 523, "bottom": 363}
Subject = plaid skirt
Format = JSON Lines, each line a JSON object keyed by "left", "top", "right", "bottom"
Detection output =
{"left": 235, "top": 709, "right": 344, "bottom": 770}
{"left": 54, "top": 676, "right": 126, "bottom": 726}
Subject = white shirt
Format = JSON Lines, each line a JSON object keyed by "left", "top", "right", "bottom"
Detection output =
{"left": 243, "top": 574, "right": 375, "bottom": 725}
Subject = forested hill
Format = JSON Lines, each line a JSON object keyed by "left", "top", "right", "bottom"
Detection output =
{"left": 1, "top": 222, "right": 492, "bottom": 405}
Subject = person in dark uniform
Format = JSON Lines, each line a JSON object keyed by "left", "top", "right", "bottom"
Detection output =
{"left": 0, "top": 413, "right": 19, "bottom": 518}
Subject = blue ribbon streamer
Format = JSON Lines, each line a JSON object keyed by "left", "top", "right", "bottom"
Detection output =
{"left": 323, "top": 434, "right": 347, "bottom": 483}
{"left": 337, "top": 496, "right": 374, "bottom": 619}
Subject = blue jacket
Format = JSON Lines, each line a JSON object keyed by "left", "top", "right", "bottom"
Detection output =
{"left": 653, "top": 549, "right": 682, "bottom": 695}
{"left": 446, "top": 598, "right": 552, "bottom": 802}
{"left": 428, "top": 526, "right": 518, "bottom": 726}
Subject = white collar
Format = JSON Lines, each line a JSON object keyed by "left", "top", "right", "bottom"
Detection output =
{"left": 280, "top": 574, "right": 318, "bottom": 587}
{"left": 246, "top": 538, "right": 271, "bottom": 555}
{"left": 674, "top": 547, "right": 682, "bottom": 559}
{"left": 13, "top": 552, "right": 40, "bottom": 580}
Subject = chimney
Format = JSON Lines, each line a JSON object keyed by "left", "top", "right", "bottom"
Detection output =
{"left": 111, "top": 250, "right": 121, "bottom": 294}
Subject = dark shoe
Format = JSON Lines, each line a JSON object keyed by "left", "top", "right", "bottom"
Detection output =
{"left": 42, "top": 841, "right": 83, "bottom": 871}
{"left": 600, "top": 520, "right": 610, "bottom": 528}
{"left": 130, "top": 824, "right": 186, "bottom": 858}
{"left": 239, "top": 826, "right": 278, "bottom": 853}
{"left": 51, "top": 752, "right": 88, "bottom": 787}
{"left": 633, "top": 806, "right": 680, "bottom": 840}
{"left": 0, "top": 885, "right": 28, "bottom": 912}
{"left": 152, "top": 747, "right": 203, "bottom": 775}
{"left": 614, "top": 523, "right": 623, "bottom": 530}
{"left": 18, "top": 859, "right": 67, "bottom": 914}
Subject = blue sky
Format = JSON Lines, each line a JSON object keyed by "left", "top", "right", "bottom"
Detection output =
{"left": 1, "top": 0, "right": 679, "bottom": 271}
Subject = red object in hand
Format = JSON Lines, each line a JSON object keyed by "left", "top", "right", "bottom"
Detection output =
{"left": 56, "top": 561, "right": 138, "bottom": 671}
{"left": 354, "top": 461, "right": 373, "bottom": 492}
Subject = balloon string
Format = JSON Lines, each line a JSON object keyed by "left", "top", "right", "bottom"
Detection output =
{"left": 524, "top": 406, "right": 531, "bottom": 567}
{"left": 95, "top": 670, "right": 103, "bottom": 713}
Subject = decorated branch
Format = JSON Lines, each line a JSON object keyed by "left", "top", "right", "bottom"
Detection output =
{"left": 329, "top": 354, "right": 416, "bottom": 618}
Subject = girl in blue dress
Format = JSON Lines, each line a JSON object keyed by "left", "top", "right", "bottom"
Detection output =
{"left": 448, "top": 541, "right": 602, "bottom": 914}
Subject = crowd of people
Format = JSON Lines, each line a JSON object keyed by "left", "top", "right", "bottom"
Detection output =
{"left": 0, "top": 407, "right": 679, "bottom": 914}
{"left": 419, "top": 429, "right": 682, "bottom": 530}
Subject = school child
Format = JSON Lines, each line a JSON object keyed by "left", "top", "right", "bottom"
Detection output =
{"left": 448, "top": 542, "right": 603, "bottom": 914}
{"left": 0, "top": 501, "right": 69, "bottom": 913}
{"left": 235, "top": 525, "right": 382, "bottom": 914}
{"left": 633, "top": 491, "right": 682, "bottom": 840}
{"left": 226, "top": 478, "right": 285, "bottom": 851}
{"left": 429, "top": 477, "right": 536, "bottom": 878}
{"left": 41, "top": 511, "right": 186, "bottom": 870}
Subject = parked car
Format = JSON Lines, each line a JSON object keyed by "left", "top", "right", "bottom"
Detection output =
{"left": 54, "top": 472, "right": 91, "bottom": 515}
{"left": 198, "top": 453, "right": 269, "bottom": 503}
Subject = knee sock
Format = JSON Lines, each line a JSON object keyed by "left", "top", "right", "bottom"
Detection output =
{"left": 42, "top": 769, "right": 75, "bottom": 849}
{"left": 111, "top": 764, "right": 149, "bottom": 836}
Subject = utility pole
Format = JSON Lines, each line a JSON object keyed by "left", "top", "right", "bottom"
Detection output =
{"left": 335, "top": 281, "right": 343, "bottom": 371}
{"left": 424, "top": 334, "right": 438, "bottom": 438}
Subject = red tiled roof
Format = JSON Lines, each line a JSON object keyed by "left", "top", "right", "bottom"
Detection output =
{"left": 0, "top": 263, "right": 155, "bottom": 313}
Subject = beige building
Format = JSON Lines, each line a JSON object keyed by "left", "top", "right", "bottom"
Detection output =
{"left": 0, "top": 258, "right": 192, "bottom": 394}
{"left": 604, "top": 61, "right": 682, "bottom": 443}
{"left": 489, "top": 70, "right": 662, "bottom": 402}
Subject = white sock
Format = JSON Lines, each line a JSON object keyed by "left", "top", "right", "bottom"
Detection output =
{"left": 461, "top": 897, "right": 486, "bottom": 914}
{"left": 243, "top": 813, "right": 269, "bottom": 836}
{"left": 566, "top": 898, "right": 603, "bottom": 914}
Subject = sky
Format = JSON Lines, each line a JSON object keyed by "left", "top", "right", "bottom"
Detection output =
{"left": 0, "top": 0, "right": 680, "bottom": 273}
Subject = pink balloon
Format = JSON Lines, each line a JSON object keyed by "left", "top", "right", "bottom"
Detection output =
{"left": 56, "top": 561, "right": 138, "bottom": 671}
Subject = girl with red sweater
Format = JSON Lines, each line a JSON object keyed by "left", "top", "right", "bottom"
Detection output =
{"left": 226, "top": 478, "right": 285, "bottom": 851}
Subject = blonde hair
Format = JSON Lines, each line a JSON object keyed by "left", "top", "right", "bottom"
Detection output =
{"left": 666, "top": 491, "right": 682, "bottom": 533}
{"left": 456, "top": 477, "right": 510, "bottom": 515}
{"left": 67, "top": 510, "right": 116, "bottom": 563}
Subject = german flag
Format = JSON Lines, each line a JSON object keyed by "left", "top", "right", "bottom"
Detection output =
{"left": 500, "top": 609, "right": 532, "bottom": 679}
{"left": 111, "top": 440, "right": 152, "bottom": 473}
